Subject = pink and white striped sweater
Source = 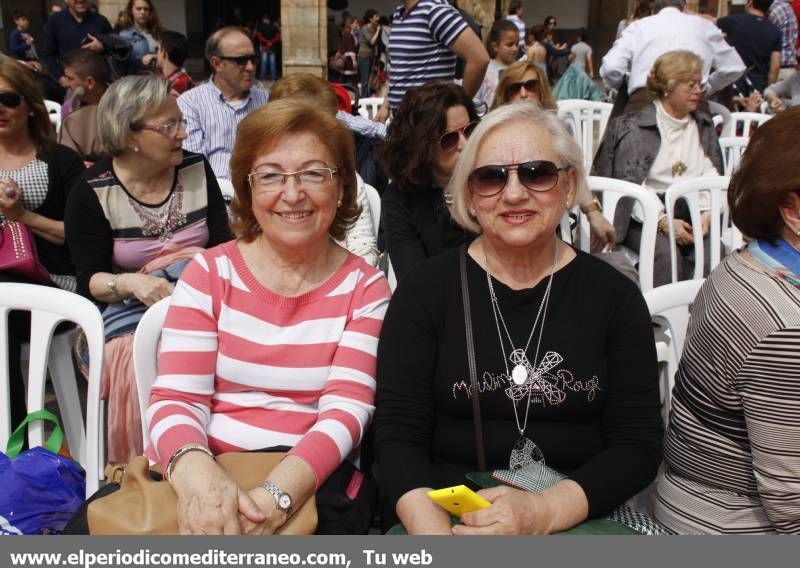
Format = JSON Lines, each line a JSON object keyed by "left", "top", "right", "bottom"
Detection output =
{"left": 145, "top": 240, "right": 391, "bottom": 488}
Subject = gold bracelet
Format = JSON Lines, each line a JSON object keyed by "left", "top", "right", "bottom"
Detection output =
{"left": 583, "top": 197, "right": 602, "bottom": 215}
{"left": 657, "top": 213, "right": 669, "bottom": 235}
{"left": 165, "top": 444, "right": 215, "bottom": 482}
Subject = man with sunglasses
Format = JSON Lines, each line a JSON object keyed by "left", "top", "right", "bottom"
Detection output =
{"left": 177, "top": 27, "right": 267, "bottom": 180}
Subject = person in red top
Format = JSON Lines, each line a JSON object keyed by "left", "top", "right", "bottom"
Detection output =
{"left": 157, "top": 30, "right": 196, "bottom": 97}
{"left": 256, "top": 13, "right": 281, "bottom": 82}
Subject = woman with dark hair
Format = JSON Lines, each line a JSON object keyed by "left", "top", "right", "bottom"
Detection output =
{"left": 119, "top": 0, "right": 164, "bottom": 73}
{"left": 358, "top": 9, "right": 381, "bottom": 97}
{"left": 145, "top": 99, "right": 391, "bottom": 534}
{"left": 525, "top": 25, "right": 548, "bottom": 74}
{"left": 655, "top": 106, "right": 800, "bottom": 534}
{"left": 380, "top": 81, "right": 479, "bottom": 281}
{"left": 594, "top": 50, "right": 723, "bottom": 286}
{"left": 335, "top": 16, "right": 360, "bottom": 92}
{"left": 0, "top": 58, "right": 85, "bottom": 430}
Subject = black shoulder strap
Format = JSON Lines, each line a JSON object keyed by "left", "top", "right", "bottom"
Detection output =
{"left": 459, "top": 244, "right": 486, "bottom": 471}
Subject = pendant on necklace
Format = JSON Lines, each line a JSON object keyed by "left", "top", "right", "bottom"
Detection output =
{"left": 511, "top": 364, "right": 528, "bottom": 386}
{"left": 509, "top": 436, "right": 545, "bottom": 470}
{"left": 671, "top": 161, "right": 687, "bottom": 177}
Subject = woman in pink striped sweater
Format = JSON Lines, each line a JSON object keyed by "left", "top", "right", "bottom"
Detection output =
{"left": 145, "top": 99, "right": 391, "bottom": 535}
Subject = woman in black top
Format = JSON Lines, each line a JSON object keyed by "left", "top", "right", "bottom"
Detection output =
{"left": 0, "top": 58, "right": 85, "bottom": 431}
{"left": 373, "top": 102, "right": 662, "bottom": 534}
{"left": 380, "top": 81, "right": 479, "bottom": 281}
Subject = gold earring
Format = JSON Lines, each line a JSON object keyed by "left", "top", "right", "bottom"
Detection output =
{"left": 337, "top": 199, "right": 343, "bottom": 208}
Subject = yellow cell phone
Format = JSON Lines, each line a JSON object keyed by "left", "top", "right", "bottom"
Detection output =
{"left": 427, "top": 485, "right": 491, "bottom": 517}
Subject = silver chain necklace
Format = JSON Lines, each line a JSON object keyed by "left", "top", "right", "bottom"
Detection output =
{"left": 485, "top": 241, "right": 558, "bottom": 470}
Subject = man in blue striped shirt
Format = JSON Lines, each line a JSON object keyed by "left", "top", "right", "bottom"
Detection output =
{"left": 177, "top": 27, "right": 269, "bottom": 180}
{"left": 376, "top": 0, "right": 488, "bottom": 121}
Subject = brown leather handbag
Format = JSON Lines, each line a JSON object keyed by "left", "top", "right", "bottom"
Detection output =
{"left": 87, "top": 453, "right": 318, "bottom": 535}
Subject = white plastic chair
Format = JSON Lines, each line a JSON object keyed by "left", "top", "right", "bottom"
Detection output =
{"left": 718, "top": 137, "right": 749, "bottom": 176}
{"left": 556, "top": 100, "right": 613, "bottom": 171}
{"left": 722, "top": 112, "right": 771, "bottom": 138}
{"left": 217, "top": 178, "right": 235, "bottom": 203}
{"left": 584, "top": 176, "right": 663, "bottom": 291}
{"left": 132, "top": 297, "right": 171, "bottom": 448}
{"left": 357, "top": 97, "right": 384, "bottom": 121}
{"left": 664, "top": 176, "right": 736, "bottom": 282}
{"left": 643, "top": 280, "right": 704, "bottom": 423}
{"left": 362, "top": 181, "right": 380, "bottom": 236}
{"left": 0, "top": 283, "right": 105, "bottom": 497}
{"left": 44, "top": 99, "right": 61, "bottom": 134}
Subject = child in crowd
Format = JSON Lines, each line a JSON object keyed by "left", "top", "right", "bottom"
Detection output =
{"left": 475, "top": 19, "right": 519, "bottom": 110}
{"left": 156, "top": 30, "right": 195, "bottom": 97}
{"left": 58, "top": 49, "right": 109, "bottom": 163}
{"left": 570, "top": 29, "right": 594, "bottom": 78}
{"left": 9, "top": 11, "right": 38, "bottom": 62}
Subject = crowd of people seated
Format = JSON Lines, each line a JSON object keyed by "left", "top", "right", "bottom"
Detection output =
{"left": 1, "top": 0, "right": 799, "bottom": 537}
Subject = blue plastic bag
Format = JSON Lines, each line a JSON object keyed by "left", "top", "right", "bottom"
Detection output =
{"left": 0, "top": 410, "right": 86, "bottom": 535}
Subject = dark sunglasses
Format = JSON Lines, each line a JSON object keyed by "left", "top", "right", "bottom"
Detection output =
{"left": 468, "top": 160, "right": 570, "bottom": 197}
{"left": 0, "top": 91, "right": 23, "bottom": 108}
{"left": 439, "top": 120, "right": 479, "bottom": 151}
{"left": 505, "top": 79, "right": 539, "bottom": 98}
{"left": 217, "top": 53, "right": 258, "bottom": 67}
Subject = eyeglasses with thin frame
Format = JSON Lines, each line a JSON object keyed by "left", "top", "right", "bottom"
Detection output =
{"left": 468, "top": 160, "right": 571, "bottom": 197}
{"left": 247, "top": 167, "right": 339, "bottom": 192}
{"left": 216, "top": 53, "right": 258, "bottom": 67}
{"left": 135, "top": 118, "right": 188, "bottom": 137}
{"left": 505, "top": 79, "right": 539, "bottom": 99}
{"left": 0, "top": 91, "right": 23, "bottom": 108}
{"left": 682, "top": 79, "right": 707, "bottom": 93}
{"left": 439, "top": 120, "right": 480, "bottom": 152}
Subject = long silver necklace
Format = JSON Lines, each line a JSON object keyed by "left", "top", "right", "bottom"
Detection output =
{"left": 485, "top": 241, "right": 558, "bottom": 470}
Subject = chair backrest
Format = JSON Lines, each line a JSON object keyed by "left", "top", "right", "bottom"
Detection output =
{"left": 357, "top": 97, "right": 385, "bottom": 120}
{"left": 0, "top": 283, "right": 105, "bottom": 496}
{"left": 584, "top": 176, "right": 663, "bottom": 291}
{"left": 643, "top": 279, "right": 704, "bottom": 420}
{"left": 44, "top": 99, "right": 61, "bottom": 133}
{"left": 718, "top": 137, "right": 749, "bottom": 176}
{"left": 132, "top": 296, "right": 172, "bottom": 449}
{"left": 664, "top": 176, "right": 734, "bottom": 282}
{"left": 722, "top": 112, "right": 771, "bottom": 138}
{"left": 556, "top": 100, "right": 613, "bottom": 170}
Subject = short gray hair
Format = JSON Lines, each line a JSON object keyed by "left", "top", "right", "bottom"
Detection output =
{"left": 447, "top": 102, "right": 588, "bottom": 234}
{"left": 97, "top": 74, "right": 170, "bottom": 156}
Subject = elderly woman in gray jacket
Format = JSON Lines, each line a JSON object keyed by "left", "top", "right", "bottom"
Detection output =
{"left": 593, "top": 50, "right": 723, "bottom": 286}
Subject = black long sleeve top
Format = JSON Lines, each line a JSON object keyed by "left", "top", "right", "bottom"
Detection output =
{"left": 381, "top": 182, "right": 472, "bottom": 282}
{"left": 373, "top": 246, "right": 663, "bottom": 527}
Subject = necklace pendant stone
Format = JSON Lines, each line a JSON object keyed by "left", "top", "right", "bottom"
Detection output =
{"left": 511, "top": 364, "right": 528, "bottom": 386}
{"left": 509, "top": 436, "right": 545, "bottom": 470}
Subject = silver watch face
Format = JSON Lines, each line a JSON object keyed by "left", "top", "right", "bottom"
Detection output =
{"left": 278, "top": 494, "right": 292, "bottom": 509}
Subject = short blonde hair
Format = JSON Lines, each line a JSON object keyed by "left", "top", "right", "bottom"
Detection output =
{"left": 97, "top": 74, "right": 170, "bottom": 156}
{"left": 448, "top": 102, "right": 587, "bottom": 234}
{"left": 646, "top": 50, "right": 703, "bottom": 97}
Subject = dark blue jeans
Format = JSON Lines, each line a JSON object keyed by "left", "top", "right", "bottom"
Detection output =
{"left": 260, "top": 49, "right": 277, "bottom": 81}
{"left": 358, "top": 56, "right": 372, "bottom": 98}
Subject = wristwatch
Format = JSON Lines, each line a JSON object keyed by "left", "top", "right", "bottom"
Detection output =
{"left": 260, "top": 481, "right": 293, "bottom": 517}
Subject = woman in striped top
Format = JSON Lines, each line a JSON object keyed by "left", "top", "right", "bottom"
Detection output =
{"left": 145, "top": 99, "right": 391, "bottom": 535}
{"left": 654, "top": 107, "right": 800, "bottom": 534}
